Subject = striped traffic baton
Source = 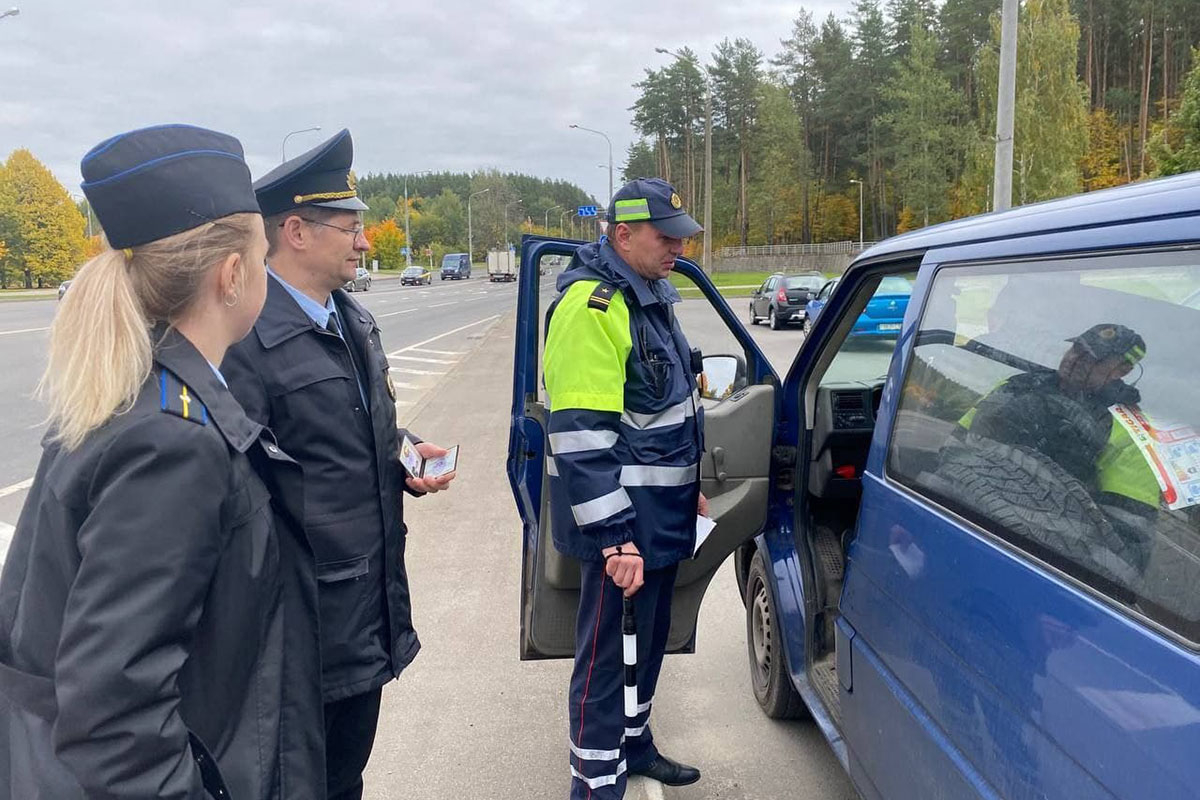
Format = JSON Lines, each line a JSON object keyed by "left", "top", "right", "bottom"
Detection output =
{"left": 622, "top": 595, "right": 638, "bottom": 730}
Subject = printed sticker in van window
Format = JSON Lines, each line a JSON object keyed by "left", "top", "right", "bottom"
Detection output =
{"left": 1109, "top": 404, "right": 1200, "bottom": 510}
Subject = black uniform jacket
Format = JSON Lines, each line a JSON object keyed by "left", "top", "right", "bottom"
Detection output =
{"left": 0, "top": 329, "right": 324, "bottom": 800}
{"left": 222, "top": 276, "right": 421, "bottom": 701}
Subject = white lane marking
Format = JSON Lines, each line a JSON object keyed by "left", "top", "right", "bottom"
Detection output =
{"left": 387, "top": 315, "right": 501, "bottom": 356}
{"left": 389, "top": 355, "right": 456, "bottom": 365}
{"left": 392, "top": 367, "right": 446, "bottom": 376}
{"left": 0, "top": 327, "right": 49, "bottom": 336}
{"left": 0, "top": 521, "right": 12, "bottom": 566}
{"left": 413, "top": 348, "right": 463, "bottom": 356}
{"left": 428, "top": 301, "right": 455, "bottom": 308}
{"left": 0, "top": 478, "right": 33, "bottom": 498}
{"left": 391, "top": 381, "right": 424, "bottom": 390}
{"left": 377, "top": 309, "right": 418, "bottom": 319}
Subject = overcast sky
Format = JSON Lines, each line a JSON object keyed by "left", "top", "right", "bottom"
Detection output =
{"left": 2, "top": 0, "right": 852, "bottom": 204}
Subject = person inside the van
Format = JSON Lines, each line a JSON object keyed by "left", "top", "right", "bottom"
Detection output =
{"left": 958, "top": 323, "right": 1160, "bottom": 569}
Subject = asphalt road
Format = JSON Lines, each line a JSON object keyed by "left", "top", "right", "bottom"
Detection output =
{"left": 0, "top": 271, "right": 549, "bottom": 562}
{"left": 0, "top": 268, "right": 860, "bottom": 799}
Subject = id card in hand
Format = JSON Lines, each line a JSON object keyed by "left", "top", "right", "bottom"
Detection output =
{"left": 400, "top": 435, "right": 459, "bottom": 478}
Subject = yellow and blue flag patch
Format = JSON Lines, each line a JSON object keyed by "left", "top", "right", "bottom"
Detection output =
{"left": 159, "top": 370, "right": 208, "bottom": 425}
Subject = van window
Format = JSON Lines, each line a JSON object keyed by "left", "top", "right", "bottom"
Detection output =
{"left": 888, "top": 250, "right": 1200, "bottom": 642}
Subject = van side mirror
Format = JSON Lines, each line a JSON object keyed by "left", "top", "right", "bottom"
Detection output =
{"left": 699, "top": 354, "right": 748, "bottom": 401}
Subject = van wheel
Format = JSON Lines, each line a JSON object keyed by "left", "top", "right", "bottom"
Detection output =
{"left": 803, "top": 317, "right": 813, "bottom": 335}
{"left": 746, "top": 550, "right": 808, "bottom": 719}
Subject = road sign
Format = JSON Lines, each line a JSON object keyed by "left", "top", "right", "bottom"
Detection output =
{"left": 401, "top": 246, "right": 409, "bottom": 255}
{"left": 578, "top": 205, "right": 597, "bottom": 217}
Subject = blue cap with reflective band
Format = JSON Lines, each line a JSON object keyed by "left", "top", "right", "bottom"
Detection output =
{"left": 81, "top": 124, "right": 259, "bottom": 249}
{"left": 607, "top": 177, "right": 703, "bottom": 238}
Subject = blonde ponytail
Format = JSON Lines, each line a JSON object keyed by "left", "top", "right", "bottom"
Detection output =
{"left": 40, "top": 212, "right": 261, "bottom": 450}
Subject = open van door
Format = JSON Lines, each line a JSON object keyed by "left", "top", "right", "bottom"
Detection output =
{"left": 506, "top": 235, "right": 781, "bottom": 658}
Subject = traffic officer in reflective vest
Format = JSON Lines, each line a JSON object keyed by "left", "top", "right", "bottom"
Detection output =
{"left": 544, "top": 178, "right": 708, "bottom": 797}
{"left": 221, "top": 129, "right": 456, "bottom": 800}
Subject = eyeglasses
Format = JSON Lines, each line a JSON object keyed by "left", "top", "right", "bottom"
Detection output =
{"left": 295, "top": 217, "right": 365, "bottom": 238}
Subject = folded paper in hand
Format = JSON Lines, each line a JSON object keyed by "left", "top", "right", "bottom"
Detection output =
{"left": 694, "top": 515, "right": 717, "bottom": 557}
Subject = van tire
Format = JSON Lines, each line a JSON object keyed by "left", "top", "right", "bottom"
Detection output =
{"left": 746, "top": 550, "right": 808, "bottom": 719}
{"left": 926, "top": 440, "right": 1143, "bottom": 586}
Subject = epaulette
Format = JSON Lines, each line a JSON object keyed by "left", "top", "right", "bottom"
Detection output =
{"left": 159, "top": 370, "right": 208, "bottom": 425}
{"left": 587, "top": 283, "right": 618, "bottom": 312}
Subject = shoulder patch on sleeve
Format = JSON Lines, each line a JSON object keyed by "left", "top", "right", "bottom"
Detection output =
{"left": 587, "top": 283, "right": 618, "bottom": 312}
{"left": 158, "top": 370, "right": 208, "bottom": 426}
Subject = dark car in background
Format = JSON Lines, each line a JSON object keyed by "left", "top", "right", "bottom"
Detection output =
{"left": 400, "top": 266, "right": 432, "bottom": 286}
{"left": 57, "top": 280, "right": 72, "bottom": 300}
{"left": 343, "top": 266, "right": 372, "bottom": 292}
{"left": 441, "top": 253, "right": 471, "bottom": 280}
{"left": 749, "top": 271, "right": 826, "bottom": 330}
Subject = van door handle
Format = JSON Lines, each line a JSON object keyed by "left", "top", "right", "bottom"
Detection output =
{"left": 712, "top": 447, "right": 728, "bottom": 483}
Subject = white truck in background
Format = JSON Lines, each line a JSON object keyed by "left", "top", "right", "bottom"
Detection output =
{"left": 487, "top": 249, "right": 517, "bottom": 282}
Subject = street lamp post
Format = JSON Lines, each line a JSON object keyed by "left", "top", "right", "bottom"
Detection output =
{"left": 468, "top": 188, "right": 490, "bottom": 265}
{"left": 656, "top": 46, "right": 712, "bottom": 272}
{"left": 1, "top": 8, "right": 19, "bottom": 20}
{"left": 559, "top": 209, "right": 572, "bottom": 238}
{"left": 281, "top": 126, "right": 321, "bottom": 163}
{"left": 569, "top": 124, "right": 613, "bottom": 209}
{"left": 403, "top": 170, "right": 432, "bottom": 267}
{"left": 849, "top": 179, "right": 864, "bottom": 251}
{"left": 544, "top": 205, "right": 559, "bottom": 233}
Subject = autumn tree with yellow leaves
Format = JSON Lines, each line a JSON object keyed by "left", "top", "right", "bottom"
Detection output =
{"left": 0, "top": 150, "right": 87, "bottom": 289}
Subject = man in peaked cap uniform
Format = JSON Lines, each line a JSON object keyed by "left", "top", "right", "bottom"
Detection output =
{"left": 543, "top": 178, "right": 708, "bottom": 798}
{"left": 221, "top": 129, "right": 457, "bottom": 800}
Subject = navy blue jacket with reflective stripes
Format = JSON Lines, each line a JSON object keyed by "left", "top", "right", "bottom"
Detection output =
{"left": 544, "top": 241, "right": 704, "bottom": 570}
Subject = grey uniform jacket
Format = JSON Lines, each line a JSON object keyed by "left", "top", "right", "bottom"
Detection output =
{"left": 0, "top": 329, "right": 324, "bottom": 800}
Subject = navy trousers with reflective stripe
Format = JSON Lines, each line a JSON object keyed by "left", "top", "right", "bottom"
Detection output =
{"left": 568, "top": 560, "right": 678, "bottom": 799}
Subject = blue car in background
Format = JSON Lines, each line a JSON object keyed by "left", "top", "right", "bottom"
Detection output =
{"left": 806, "top": 275, "right": 911, "bottom": 337}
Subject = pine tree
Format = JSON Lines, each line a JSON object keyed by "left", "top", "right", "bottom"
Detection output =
{"left": 884, "top": 21, "right": 965, "bottom": 227}
{"left": 1151, "top": 47, "right": 1200, "bottom": 175}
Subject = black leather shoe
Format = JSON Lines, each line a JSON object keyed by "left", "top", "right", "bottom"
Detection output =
{"left": 631, "top": 754, "right": 701, "bottom": 786}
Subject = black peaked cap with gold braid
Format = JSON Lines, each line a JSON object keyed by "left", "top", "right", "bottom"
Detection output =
{"left": 253, "top": 128, "right": 369, "bottom": 217}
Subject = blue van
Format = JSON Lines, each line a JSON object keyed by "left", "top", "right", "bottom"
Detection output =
{"left": 508, "top": 174, "right": 1200, "bottom": 799}
{"left": 441, "top": 252, "right": 471, "bottom": 280}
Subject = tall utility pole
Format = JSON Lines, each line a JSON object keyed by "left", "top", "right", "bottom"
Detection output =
{"left": 992, "top": 0, "right": 1019, "bottom": 212}
{"left": 468, "top": 188, "right": 490, "bottom": 264}
{"left": 403, "top": 170, "right": 431, "bottom": 267}
{"left": 544, "top": 205, "right": 559, "bottom": 232}
{"left": 703, "top": 86, "right": 712, "bottom": 271}
{"left": 569, "top": 124, "right": 613, "bottom": 209}
{"left": 656, "top": 47, "right": 713, "bottom": 271}
{"left": 849, "top": 179, "right": 864, "bottom": 250}
{"left": 559, "top": 209, "right": 572, "bottom": 237}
